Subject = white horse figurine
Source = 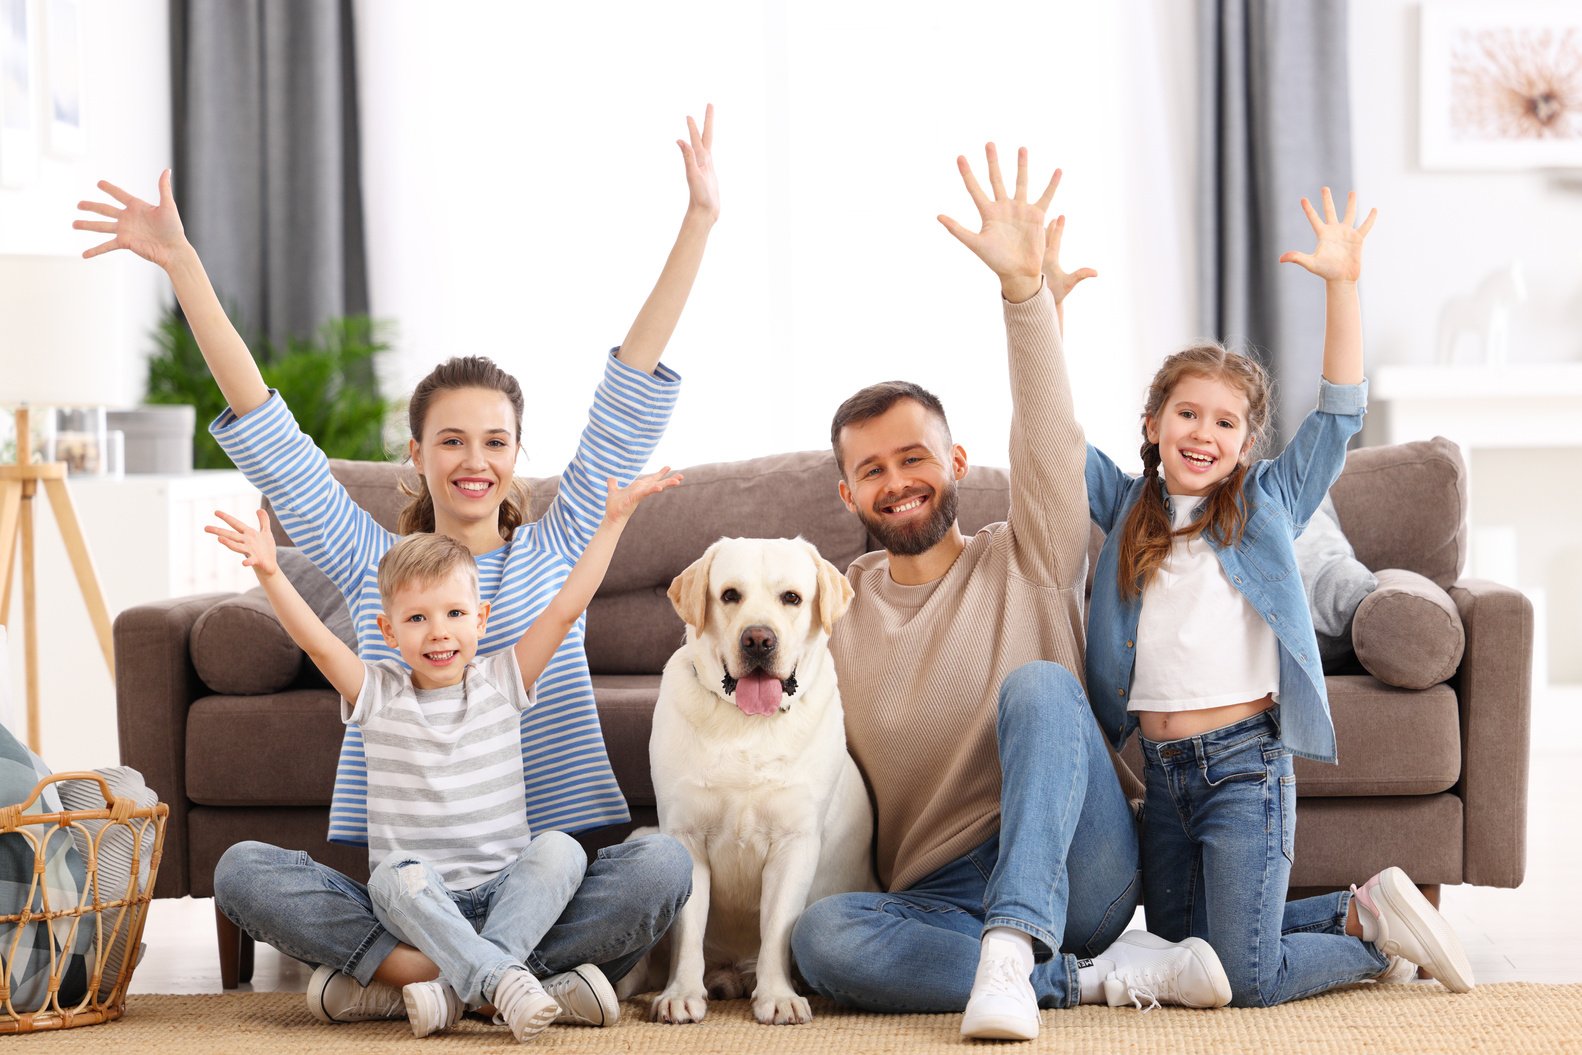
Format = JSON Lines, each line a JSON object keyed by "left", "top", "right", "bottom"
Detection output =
{"left": 1436, "top": 261, "right": 1527, "bottom": 366}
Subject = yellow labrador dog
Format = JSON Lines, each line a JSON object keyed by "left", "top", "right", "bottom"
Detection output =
{"left": 646, "top": 537, "right": 876, "bottom": 1026}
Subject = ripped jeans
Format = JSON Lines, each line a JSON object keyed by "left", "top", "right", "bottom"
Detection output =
{"left": 366, "top": 830, "right": 587, "bottom": 1006}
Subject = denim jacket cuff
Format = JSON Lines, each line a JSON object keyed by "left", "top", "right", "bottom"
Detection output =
{"left": 1316, "top": 377, "right": 1368, "bottom": 416}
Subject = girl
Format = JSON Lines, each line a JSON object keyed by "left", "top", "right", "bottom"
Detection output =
{"left": 1073, "top": 189, "right": 1474, "bottom": 1007}
{"left": 76, "top": 107, "right": 719, "bottom": 1029}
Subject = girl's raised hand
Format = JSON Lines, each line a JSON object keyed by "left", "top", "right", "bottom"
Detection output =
{"left": 679, "top": 104, "right": 719, "bottom": 224}
{"left": 206, "top": 508, "right": 279, "bottom": 577}
{"left": 1279, "top": 187, "right": 1376, "bottom": 284}
{"left": 603, "top": 467, "right": 684, "bottom": 525}
{"left": 75, "top": 169, "right": 189, "bottom": 269}
{"left": 1041, "top": 212, "right": 1098, "bottom": 306}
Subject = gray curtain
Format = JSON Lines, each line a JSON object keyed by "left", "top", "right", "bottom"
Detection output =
{"left": 1199, "top": 0, "right": 1353, "bottom": 446}
{"left": 170, "top": 0, "right": 367, "bottom": 351}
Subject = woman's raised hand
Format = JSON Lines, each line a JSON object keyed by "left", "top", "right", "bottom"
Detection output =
{"left": 1279, "top": 187, "right": 1377, "bottom": 284}
{"left": 75, "top": 169, "right": 189, "bottom": 269}
{"left": 604, "top": 467, "right": 685, "bottom": 526}
{"left": 680, "top": 104, "right": 719, "bottom": 224}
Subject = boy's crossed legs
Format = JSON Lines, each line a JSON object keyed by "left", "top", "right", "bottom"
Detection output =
{"left": 215, "top": 832, "right": 691, "bottom": 1032}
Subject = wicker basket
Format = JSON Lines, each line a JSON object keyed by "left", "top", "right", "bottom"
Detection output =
{"left": 0, "top": 772, "right": 167, "bottom": 1033}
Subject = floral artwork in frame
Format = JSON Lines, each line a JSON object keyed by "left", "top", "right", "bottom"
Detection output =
{"left": 1420, "top": 0, "right": 1582, "bottom": 170}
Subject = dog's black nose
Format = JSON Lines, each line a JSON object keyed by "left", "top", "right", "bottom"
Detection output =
{"left": 740, "top": 625, "right": 777, "bottom": 659}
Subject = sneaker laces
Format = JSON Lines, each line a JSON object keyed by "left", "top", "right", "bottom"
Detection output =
{"left": 975, "top": 956, "right": 1027, "bottom": 998}
{"left": 1113, "top": 967, "right": 1168, "bottom": 1013}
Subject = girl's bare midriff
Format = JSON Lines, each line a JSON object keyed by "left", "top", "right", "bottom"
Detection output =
{"left": 1136, "top": 693, "right": 1275, "bottom": 743}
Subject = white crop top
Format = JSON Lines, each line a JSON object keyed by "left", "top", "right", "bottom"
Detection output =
{"left": 1128, "top": 494, "right": 1280, "bottom": 712}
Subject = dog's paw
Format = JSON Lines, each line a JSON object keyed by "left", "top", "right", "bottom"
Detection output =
{"left": 651, "top": 986, "right": 709, "bottom": 1024}
{"left": 753, "top": 989, "right": 813, "bottom": 1025}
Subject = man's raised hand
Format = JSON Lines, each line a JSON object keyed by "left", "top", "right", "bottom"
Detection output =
{"left": 938, "top": 144, "right": 1059, "bottom": 302}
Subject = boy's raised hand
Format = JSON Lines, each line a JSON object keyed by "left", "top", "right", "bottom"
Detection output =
{"left": 1279, "top": 187, "right": 1377, "bottom": 284}
{"left": 1041, "top": 212, "right": 1098, "bottom": 306}
{"left": 939, "top": 144, "right": 1058, "bottom": 301}
{"left": 206, "top": 508, "right": 279, "bottom": 577}
{"left": 680, "top": 104, "right": 720, "bottom": 224}
{"left": 603, "top": 467, "right": 684, "bottom": 526}
{"left": 75, "top": 169, "right": 188, "bottom": 269}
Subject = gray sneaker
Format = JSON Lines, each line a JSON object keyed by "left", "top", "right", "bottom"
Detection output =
{"left": 306, "top": 964, "right": 405, "bottom": 1024}
{"left": 542, "top": 964, "right": 620, "bottom": 1027}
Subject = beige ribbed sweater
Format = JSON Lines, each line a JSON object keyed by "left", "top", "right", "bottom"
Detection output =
{"left": 832, "top": 285, "right": 1131, "bottom": 892}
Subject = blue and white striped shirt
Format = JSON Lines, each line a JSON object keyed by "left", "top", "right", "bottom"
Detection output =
{"left": 211, "top": 352, "right": 680, "bottom": 844}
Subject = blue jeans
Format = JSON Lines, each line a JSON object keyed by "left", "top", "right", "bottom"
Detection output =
{"left": 214, "top": 832, "right": 691, "bottom": 988}
{"left": 1139, "top": 710, "right": 1388, "bottom": 1007}
{"left": 791, "top": 661, "right": 1140, "bottom": 1011}
{"left": 367, "top": 831, "right": 585, "bottom": 1006}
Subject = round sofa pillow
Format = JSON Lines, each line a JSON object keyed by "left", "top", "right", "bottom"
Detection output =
{"left": 1351, "top": 568, "right": 1465, "bottom": 691}
{"left": 189, "top": 588, "right": 302, "bottom": 695}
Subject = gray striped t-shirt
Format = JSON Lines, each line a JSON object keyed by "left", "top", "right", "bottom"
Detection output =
{"left": 345, "top": 652, "right": 535, "bottom": 890}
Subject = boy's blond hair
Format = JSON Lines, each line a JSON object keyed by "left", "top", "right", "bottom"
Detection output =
{"left": 377, "top": 533, "right": 479, "bottom": 607}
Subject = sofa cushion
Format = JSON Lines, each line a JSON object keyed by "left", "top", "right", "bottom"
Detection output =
{"left": 186, "top": 692, "right": 345, "bottom": 806}
{"left": 189, "top": 549, "right": 357, "bottom": 695}
{"left": 1352, "top": 569, "right": 1466, "bottom": 690}
{"left": 1329, "top": 437, "right": 1466, "bottom": 589}
{"left": 1292, "top": 675, "right": 1461, "bottom": 795}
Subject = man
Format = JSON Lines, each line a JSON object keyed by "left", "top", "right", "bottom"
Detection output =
{"left": 790, "top": 145, "right": 1231, "bottom": 1041}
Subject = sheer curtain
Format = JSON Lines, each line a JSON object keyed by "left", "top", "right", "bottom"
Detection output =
{"left": 354, "top": 0, "right": 1199, "bottom": 473}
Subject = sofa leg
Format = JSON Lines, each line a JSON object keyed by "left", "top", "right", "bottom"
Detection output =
{"left": 216, "top": 905, "right": 255, "bottom": 988}
{"left": 1420, "top": 883, "right": 1441, "bottom": 908}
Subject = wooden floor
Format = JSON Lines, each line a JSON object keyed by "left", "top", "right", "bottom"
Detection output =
{"left": 128, "top": 686, "right": 1582, "bottom": 996}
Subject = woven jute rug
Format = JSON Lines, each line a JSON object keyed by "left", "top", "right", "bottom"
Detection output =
{"left": 5, "top": 983, "right": 1579, "bottom": 1053}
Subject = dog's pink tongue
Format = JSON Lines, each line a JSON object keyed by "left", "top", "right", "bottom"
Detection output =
{"left": 734, "top": 672, "right": 783, "bottom": 716}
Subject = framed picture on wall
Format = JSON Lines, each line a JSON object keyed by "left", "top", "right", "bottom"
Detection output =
{"left": 1420, "top": 0, "right": 1582, "bottom": 170}
{"left": 42, "top": 0, "right": 81, "bottom": 158}
{"left": 0, "top": 0, "right": 35, "bottom": 188}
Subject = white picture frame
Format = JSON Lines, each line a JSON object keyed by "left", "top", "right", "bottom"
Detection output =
{"left": 0, "top": 0, "right": 36, "bottom": 188}
{"left": 1420, "top": 0, "right": 1582, "bottom": 170}
{"left": 42, "top": 0, "right": 80, "bottom": 159}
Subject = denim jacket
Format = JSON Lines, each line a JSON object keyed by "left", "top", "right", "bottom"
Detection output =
{"left": 1084, "top": 379, "right": 1367, "bottom": 764}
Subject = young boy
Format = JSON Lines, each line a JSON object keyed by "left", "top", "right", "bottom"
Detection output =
{"left": 209, "top": 468, "right": 680, "bottom": 1041}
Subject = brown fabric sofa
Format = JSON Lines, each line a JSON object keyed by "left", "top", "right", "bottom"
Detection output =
{"left": 114, "top": 437, "right": 1531, "bottom": 987}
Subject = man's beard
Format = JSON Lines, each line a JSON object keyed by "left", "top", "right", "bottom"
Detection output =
{"left": 858, "top": 481, "right": 960, "bottom": 557}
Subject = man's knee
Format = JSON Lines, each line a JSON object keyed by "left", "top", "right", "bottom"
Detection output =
{"left": 998, "top": 661, "right": 1085, "bottom": 731}
{"left": 791, "top": 894, "right": 865, "bottom": 993}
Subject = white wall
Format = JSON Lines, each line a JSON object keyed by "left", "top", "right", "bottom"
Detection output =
{"left": 355, "top": 0, "right": 1199, "bottom": 479}
{"left": 0, "top": 0, "right": 171, "bottom": 408}
{"left": 1349, "top": 2, "right": 1582, "bottom": 683}
{"left": 1, "top": 0, "right": 171, "bottom": 745}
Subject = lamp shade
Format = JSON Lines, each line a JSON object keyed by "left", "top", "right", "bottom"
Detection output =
{"left": 0, "top": 252, "right": 127, "bottom": 406}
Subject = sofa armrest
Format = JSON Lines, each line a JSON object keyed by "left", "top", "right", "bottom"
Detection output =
{"left": 1449, "top": 578, "right": 1532, "bottom": 888}
{"left": 113, "top": 592, "right": 234, "bottom": 898}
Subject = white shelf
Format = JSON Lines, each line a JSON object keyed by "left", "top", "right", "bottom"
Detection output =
{"left": 1, "top": 470, "right": 259, "bottom": 770}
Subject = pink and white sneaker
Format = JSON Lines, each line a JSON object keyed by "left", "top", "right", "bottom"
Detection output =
{"left": 1351, "top": 867, "right": 1475, "bottom": 993}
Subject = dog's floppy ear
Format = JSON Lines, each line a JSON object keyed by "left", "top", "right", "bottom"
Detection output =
{"left": 808, "top": 542, "right": 855, "bottom": 634}
{"left": 668, "top": 544, "right": 716, "bottom": 631}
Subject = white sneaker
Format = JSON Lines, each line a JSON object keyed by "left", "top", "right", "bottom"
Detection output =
{"left": 305, "top": 964, "right": 405, "bottom": 1024}
{"left": 1101, "top": 931, "right": 1233, "bottom": 1011}
{"left": 542, "top": 964, "right": 620, "bottom": 1027}
{"left": 402, "top": 979, "right": 465, "bottom": 1038}
{"left": 493, "top": 967, "right": 561, "bottom": 1042}
{"left": 1375, "top": 955, "right": 1420, "bottom": 984}
{"left": 1351, "top": 867, "right": 1475, "bottom": 993}
{"left": 960, "top": 955, "right": 1039, "bottom": 1041}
